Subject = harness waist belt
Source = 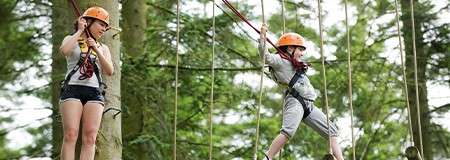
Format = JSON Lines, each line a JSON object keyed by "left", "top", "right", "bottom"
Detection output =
{"left": 287, "top": 69, "right": 313, "bottom": 119}
{"left": 286, "top": 89, "right": 313, "bottom": 119}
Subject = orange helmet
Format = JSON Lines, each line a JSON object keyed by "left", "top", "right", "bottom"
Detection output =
{"left": 276, "top": 33, "right": 306, "bottom": 49}
{"left": 82, "top": 6, "right": 109, "bottom": 26}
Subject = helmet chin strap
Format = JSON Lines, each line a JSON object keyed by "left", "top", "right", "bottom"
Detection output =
{"left": 84, "top": 20, "right": 97, "bottom": 41}
{"left": 288, "top": 47, "right": 302, "bottom": 61}
{"left": 287, "top": 47, "right": 296, "bottom": 55}
{"left": 288, "top": 50, "right": 295, "bottom": 55}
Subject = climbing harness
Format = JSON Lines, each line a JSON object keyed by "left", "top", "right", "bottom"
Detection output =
{"left": 60, "top": 39, "right": 106, "bottom": 98}
{"left": 64, "top": 0, "right": 108, "bottom": 96}
{"left": 77, "top": 38, "right": 98, "bottom": 80}
{"left": 68, "top": 0, "right": 97, "bottom": 80}
{"left": 286, "top": 70, "right": 314, "bottom": 120}
{"left": 65, "top": 0, "right": 122, "bottom": 119}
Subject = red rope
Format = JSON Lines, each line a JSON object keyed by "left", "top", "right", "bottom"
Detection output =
{"left": 78, "top": 54, "right": 95, "bottom": 80}
{"left": 221, "top": 0, "right": 308, "bottom": 70}
{"left": 68, "top": 0, "right": 82, "bottom": 16}
{"left": 68, "top": 0, "right": 95, "bottom": 39}
{"left": 68, "top": 0, "right": 96, "bottom": 79}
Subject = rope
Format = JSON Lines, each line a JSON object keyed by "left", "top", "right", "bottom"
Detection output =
{"left": 67, "top": 0, "right": 96, "bottom": 79}
{"left": 343, "top": 0, "right": 356, "bottom": 159}
{"left": 208, "top": 1, "right": 216, "bottom": 159}
{"left": 280, "top": 0, "right": 286, "bottom": 159}
{"left": 281, "top": 0, "right": 286, "bottom": 34}
{"left": 394, "top": 0, "right": 414, "bottom": 146}
{"left": 67, "top": 0, "right": 82, "bottom": 16}
{"left": 221, "top": 0, "right": 308, "bottom": 70}
{"left": 173, "top": 0, "right": 180, "bottom": 159}
{"left": 295, "top": 3, "right": 299, "bottom": 31}
{"left": 409, "top": 0, "right": 424, "bottom": 157}
{"left": 254, "top": 0, "right": 266, "bottom": 159}
{"left": 316, "top": 0, "right": 333, "bottom": 154}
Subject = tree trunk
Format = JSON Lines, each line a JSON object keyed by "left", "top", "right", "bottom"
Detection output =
{"left": 400, "top": 0, "right": 432, "bottom": 159}
{"left": 76, "top": 0, "right": 122, "bottom": 159}
{"left": 51, "top": 0, "right": 75, "bottom": 158}
{"left": 121, "top": 0, "right": 148, "bottom": 159}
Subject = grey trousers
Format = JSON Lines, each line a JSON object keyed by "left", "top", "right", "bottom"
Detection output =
{"left": 280, "top": 94, "right": 339, "bottom": 139}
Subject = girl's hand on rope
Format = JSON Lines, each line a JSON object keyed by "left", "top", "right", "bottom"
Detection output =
{"left": 260, "top": 24, "right": 268, "bottom": 40}
{"left": 77, "top": 17, "right": 87, "bottom": 32}
{"left": 86, "top": 38, "right": 100, "bottom": 54}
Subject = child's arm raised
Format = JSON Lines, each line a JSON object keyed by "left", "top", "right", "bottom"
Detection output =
{"left": 259, "top": 24, "right": 283, "bottom": 67}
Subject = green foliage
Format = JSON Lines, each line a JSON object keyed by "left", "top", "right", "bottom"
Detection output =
{"left": 0, "top": 117, "right": 21, "bottom": 159}
{"left": 0, "top": 0, "right": 52, "bottom": 158}
{"left": 0, "top": 1, "right": 42, "bottom": 88}
{"left": 1, "top": 0, "right": 448, "bottom": 159}
{"left": 22, "top": 123, "right": 53, "bottom": 157}
{"left": 123, "top": 0, "right": 450, "bottom": 159}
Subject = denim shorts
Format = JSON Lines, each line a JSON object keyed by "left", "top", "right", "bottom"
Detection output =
{"left": 59, "top": 85, "right": 105, "bottom": 106}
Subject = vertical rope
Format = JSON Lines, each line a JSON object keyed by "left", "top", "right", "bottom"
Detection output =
{"left": 295, "top": 3, "right": 299, "bottom": 31}
{"left": 394, "top": 0, "right": 414, "bottom": 146}
{"left": 281, "top": 0, "right": 286, "bottom": 34}
{"left": 409, "top": 0, "right": 424, "bottom": 157}
{"left": 343, "top": 0, "right": 356, "bottom": 159}
{"left": 173, "top": 0, "right": 180, "bottom": 159}
{"left": 280, "top": 0, "right": 286, "bottom": 159}
{"left": 254, "top": 0, "right": 266, "bottom": 159}
{"left": 316, "top": 0, "right": 333, "bottom": 154}
{"left": 209, "top": 1, "right": 216, "bottom": 159}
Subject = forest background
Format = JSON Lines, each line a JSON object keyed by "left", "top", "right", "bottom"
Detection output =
{"left": 0, "top": 0, "right": 449, "bottom": 159}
